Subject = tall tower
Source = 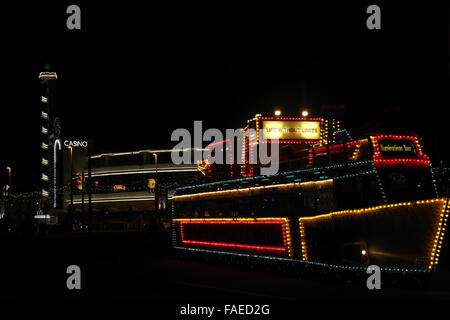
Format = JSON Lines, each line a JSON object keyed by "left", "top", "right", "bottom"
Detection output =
{"left": 39, "top": 65, "right": 58, "bottom": 211}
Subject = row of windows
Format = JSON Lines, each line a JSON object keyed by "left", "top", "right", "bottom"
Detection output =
{"left": 91, "top": 151, "right": 197, "bottom": 168}
{"left": 175, "top": 170, "right": 436, "bottom": 218}
{"left": 72, "top": 171, "right": 201, "bottom": 194}
{"left": 175, "top": 188, "right": 337, "bottom": 219}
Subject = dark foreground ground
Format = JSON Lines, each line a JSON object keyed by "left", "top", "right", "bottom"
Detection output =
{"left": 1, "top": 231, "right": 450, "bottom": 314}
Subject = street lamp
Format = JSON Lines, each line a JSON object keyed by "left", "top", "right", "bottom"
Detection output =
{"left": 274, "top": 110, "right": 281, "bottom": 117}
{"left": 152, "top": 153, "right": 158, "bottom": 184}
{"left": 4, "top": 166, "right": 11, "bottom": 218}
{"left": 152, "top": 152, "right": 159, "bottom": 222}
{"left": 6, "top": 166, "right": 11, "bottom": 188}
{"left": 68, "top": 146, "right": 73, "bottom": 208}
{"left": 301, "top": 110, "right": 309, "bottom": 117}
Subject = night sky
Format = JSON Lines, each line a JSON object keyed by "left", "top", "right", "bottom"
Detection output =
{"left": 1, "top": 2, "right": 448, "bottom": 191}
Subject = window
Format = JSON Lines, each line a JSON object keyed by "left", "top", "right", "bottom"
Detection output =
{"left": 380, "top": 169, "right": 434, "bottom": 202}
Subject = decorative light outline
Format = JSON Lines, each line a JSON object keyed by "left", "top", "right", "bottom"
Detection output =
{"left": 174, "top": 217, "right": 293, "bottom": 257}
{"left": 299, "top": 197, "right": 449, "bottom": 270}
{"left": 89, "top": 167, "right": 198, "bottom": 178}
{"left": 91, "top": 148, "right": 206, "bottom": 159}
{"left": 69, "top": 194, "right": 174, "bottom": 204}
{"left": 173, "top": 179, "right": 333, "bottom": 202}
{"left": 174, "top": 246, "right": 430, "bottom": 274}
{"left": 370, "top": 135, "right": 430, "bottom": 170}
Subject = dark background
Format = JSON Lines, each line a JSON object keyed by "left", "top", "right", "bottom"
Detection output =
{"left": 1, "top": 1, "right": 448, "bottom": 191}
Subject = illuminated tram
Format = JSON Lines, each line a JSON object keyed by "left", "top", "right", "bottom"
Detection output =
{"left": 171, "top": 115, "right": 449, "bottom": 280}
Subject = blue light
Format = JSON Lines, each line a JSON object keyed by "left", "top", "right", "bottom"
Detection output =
{"left": 173, "top": 247, "right": 429, "bottom": 274}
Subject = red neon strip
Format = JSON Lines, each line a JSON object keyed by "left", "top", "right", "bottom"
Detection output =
{"left": 258, "top": 117, "right": 323, "bottom": 121}
{"left": 345, "top": 141, "right": 359, "bottom": 147}
{"left": 180, "top": 221, "right": 284, "bottom": 225}
{"left": 259, "top": 140, "right": 321, "bottom": 144}
{"left": 179, "top": 220, "right": 288, "bottom": 253}
{"left": 314, "top": 146, "right": 327, "bottom": 154}
{"left": 207, "top": 139, "right": 230, "bottom": 148}
{"left": 373, "top": 159, "right": 430, "bottom": 170}
{"left": 328, "top": 144, "right": 344, "bottom": 152}
{"left": 182, "top": 240, "right": 286, "bottom": 252}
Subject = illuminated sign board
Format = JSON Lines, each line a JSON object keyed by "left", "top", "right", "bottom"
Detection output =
{"left": 148, "top": 178, "right": 156, "bottom": 192}
{"left": 64, "top": 140, "right": 88, "bottom": 148}
{"left": 378, "top": 139, "right": 417, "bottom": 156}
{"left": 113, "top": 185, "right": 127, "bottom": 191}
{"left": 261, "top": 120, "right": 321, "bottom": 140}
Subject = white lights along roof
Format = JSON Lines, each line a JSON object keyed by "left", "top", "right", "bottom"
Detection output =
{"left": 91, "top": 148, "right": 206, "bottom": 159}
{"left": 90, "top": 167, "right": 198, "bottom": 177}
{"left": 69, "top": 195, "right": 173, "bottom": 204}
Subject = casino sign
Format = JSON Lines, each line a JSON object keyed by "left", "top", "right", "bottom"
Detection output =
{"left": 64, "top": 140, "right": 89, "bottom": 148}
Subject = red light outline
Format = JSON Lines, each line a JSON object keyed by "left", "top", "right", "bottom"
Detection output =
{"left": 257, "top": 117, "right": 324, "bottom": 145}
{"left": 372, "top": 135, "right": 430, "bottom": 170}
{"left": 258, "top": 117, "right": 324, "bottom": 121}
{"left": 181, "top": 240, "right": 287, "bottom": 253}
{"left": 179, "top": 220, "right": 289, "bottom": 255}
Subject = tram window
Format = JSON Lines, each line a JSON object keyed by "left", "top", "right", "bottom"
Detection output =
{"left": 261, "top": 195, "right": 275, "bottom": 216}
{"left": 365, "top": 177, "right": 381, "bottom": 207}
{"left": 237, "top": 198, "right": 252, "bottom": 216}
{"left": 248, "top": 195, "right": 277, "bottom": 217}
{"left": 219, "top": 199, "right": 235, "bottom": 216}
{"left": 304, "top": 191, "right": 316, "bottom": 214}
{"left": 334, "top": 179, "right": 360, "bottom": 210}
{"left": 290, "top": 191, "right": 304, "bottom": 215}
{"left": 380, "top": 170, "right": 434, "bottom": 202}
{"left": 204, "top": 200, "right": 217, "bottom": 217}
{"left": 177, "top": 202, "right": 197, "bottom": 217}
{"left": 273, "top": 194, "right": 292, "bottom": 216}
{"left": 317, "top": 188, "right": 335, "bottom": 212}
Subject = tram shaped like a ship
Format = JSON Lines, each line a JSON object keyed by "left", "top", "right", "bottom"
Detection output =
{"left": 172, "top": 115, "right": 449, "bottom": 276}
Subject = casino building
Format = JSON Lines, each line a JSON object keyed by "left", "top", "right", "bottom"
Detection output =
{"left": 77, "top": 149, "right": 198, "bottom": 210}
{"left": 48, "top": 147, "right": 201, "bottom": 231}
